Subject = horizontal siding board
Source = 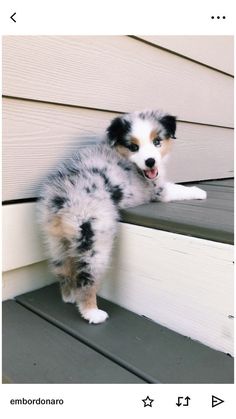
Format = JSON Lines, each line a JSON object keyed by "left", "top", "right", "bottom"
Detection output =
{"left": 137, "top": 36, "right": 234, "bottom": 75}
{"left": 3, "top": 98, "right": 234, "bottom": 201}
{"left": 2, "top": 36, "right": 233, "bottom": 127}
{"left": 167, "top": 123, "right": 234, "bottom": 182}
{"left": 3, "top": 99, "right": 111, "bottom": 201}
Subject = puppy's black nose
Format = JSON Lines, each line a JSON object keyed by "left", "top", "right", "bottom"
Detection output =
{"left": 145, "top": 158, "right": 155, "bottom": 168}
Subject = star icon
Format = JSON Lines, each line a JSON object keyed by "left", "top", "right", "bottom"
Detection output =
{"left": 142, "top": 395, "right": 154, "bottom": 407}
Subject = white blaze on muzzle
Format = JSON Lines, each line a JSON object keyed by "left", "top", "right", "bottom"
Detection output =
{"left": 129, "top": 143, "right": 162, "bottom": 180}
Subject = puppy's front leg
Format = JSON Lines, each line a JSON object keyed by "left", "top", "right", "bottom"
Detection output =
{"left": 160, "top": 182, "right": 207, "bottom": 203}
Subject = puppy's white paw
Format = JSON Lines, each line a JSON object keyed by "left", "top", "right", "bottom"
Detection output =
{"left": 191, "top": 186, "right": 207, "bottom": 200}
{"left": 81, "top": 308, "right": 109, "bottom": 324}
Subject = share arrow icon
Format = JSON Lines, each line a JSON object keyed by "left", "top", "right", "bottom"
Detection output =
{"left": 212, "top": 395, "right": 224, "bottom": 408}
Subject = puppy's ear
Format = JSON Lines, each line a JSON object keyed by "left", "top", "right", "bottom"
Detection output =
{"left": 160, "top": 114, "right": 177, "bottom": 139}
{"left": 107, "top": 116, "right": 131, "bottom": 146}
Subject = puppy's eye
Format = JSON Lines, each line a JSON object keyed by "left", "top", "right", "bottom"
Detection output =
{"left": 129, "top": 143, "right": 139, "bottom": 152}
{"left": 153, "top": 137, "right": 161, "bottom": 147}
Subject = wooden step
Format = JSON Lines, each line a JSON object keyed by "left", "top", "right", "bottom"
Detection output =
{"left": 2, "top": 300, "right": 145, "bottom": 384}
{"left": 121, "top": 179, "right": 234, "bottom": 244}
{"left": 2, "top": 283, "right": 231, "bottom": 384}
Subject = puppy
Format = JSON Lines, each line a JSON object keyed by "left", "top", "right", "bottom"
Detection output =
{"left": 38, "top": 110, "right": 206, "bottom": 324}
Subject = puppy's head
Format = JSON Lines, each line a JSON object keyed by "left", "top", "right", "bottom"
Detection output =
{"left": 107, "top": 110, "right": 176, "bottom": 181}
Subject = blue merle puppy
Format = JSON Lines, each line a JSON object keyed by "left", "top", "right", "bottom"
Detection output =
{"left": 38, "top": 110, "right": 207, "bottom": 324}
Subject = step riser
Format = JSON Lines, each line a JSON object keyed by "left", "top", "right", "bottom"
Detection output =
{"left": 100, "top": 223, "right": 234, "bottom": 356}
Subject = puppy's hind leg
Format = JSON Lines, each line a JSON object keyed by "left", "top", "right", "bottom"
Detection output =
{"left": 49, "top": 254, "right": 77, "bottom": 304}
{"left": 73, "top": 245, "right": 112, "bottom": 324}
{"left": 72, "top": 206, "right": 118, "bottom": 324}
{"left": 49, "top": 238, "right": 109, "bottom": 322}
{"left": 46, "top": 199, "right": 118, "bottom": 323}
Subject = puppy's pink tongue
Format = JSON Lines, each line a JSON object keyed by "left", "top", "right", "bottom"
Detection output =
{"left": 144, "top": 168, "right": 158, "bottom": 179}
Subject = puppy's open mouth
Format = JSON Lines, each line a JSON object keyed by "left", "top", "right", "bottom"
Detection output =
{"left": 143, "top": 168, "right": 159, "bottom": 180}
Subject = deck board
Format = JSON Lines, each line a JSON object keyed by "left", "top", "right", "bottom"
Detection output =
{"left": 2, "top": 300, "right": 145, "bottom": 384}
{"left": 121, "top": 179, "right": 234, "bottom": 244}
{"left": 15, "top": 283, "right": 234, "bottom": 384}
{"left": 200, "top": 179, "right": 234, "bottom": 187}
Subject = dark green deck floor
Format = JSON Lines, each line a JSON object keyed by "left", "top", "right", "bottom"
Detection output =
{"left": 3, "top": 283, "right": 234, "bottom": 384}
{"left": 121, "top": 179, "right": 234, "bottom": 244}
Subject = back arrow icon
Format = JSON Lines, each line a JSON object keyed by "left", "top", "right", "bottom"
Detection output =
{"left": 10, "top": 12, "right": 16, "bottom": 23}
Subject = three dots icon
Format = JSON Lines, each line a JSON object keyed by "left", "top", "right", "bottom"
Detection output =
{"left": 211, "top": 16, "right": 226, "bottom": 19}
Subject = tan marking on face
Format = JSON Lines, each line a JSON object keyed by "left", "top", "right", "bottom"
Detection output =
{"left": 115, "top": 144, "right": 131, "bottom": 158}
{"left": 160, "top": 139, "right": 173, "bottom": 157}
{"left": 130, "top": 136, "right": 141, "bottom": 145}
{"left": 150, "top": 129, "right": 159, "bottom": 141}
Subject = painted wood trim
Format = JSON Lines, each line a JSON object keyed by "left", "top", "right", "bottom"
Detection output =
{"left": 3, "top": 98, "right": 234, "bottom": 200}
{"left": 137, "top": 36, "right": 234, "bottom": 75}
{"left": 3, "top": 203, "right": 45, "bottom": 272}
{"left": 2, "top": 261, "right": 56, "bottom": 301}
{"left": 2, "top": 36, "right": 233, "bottom": 127}
{"left": 100, "top": 223, "right": 234, "bottom": 355}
